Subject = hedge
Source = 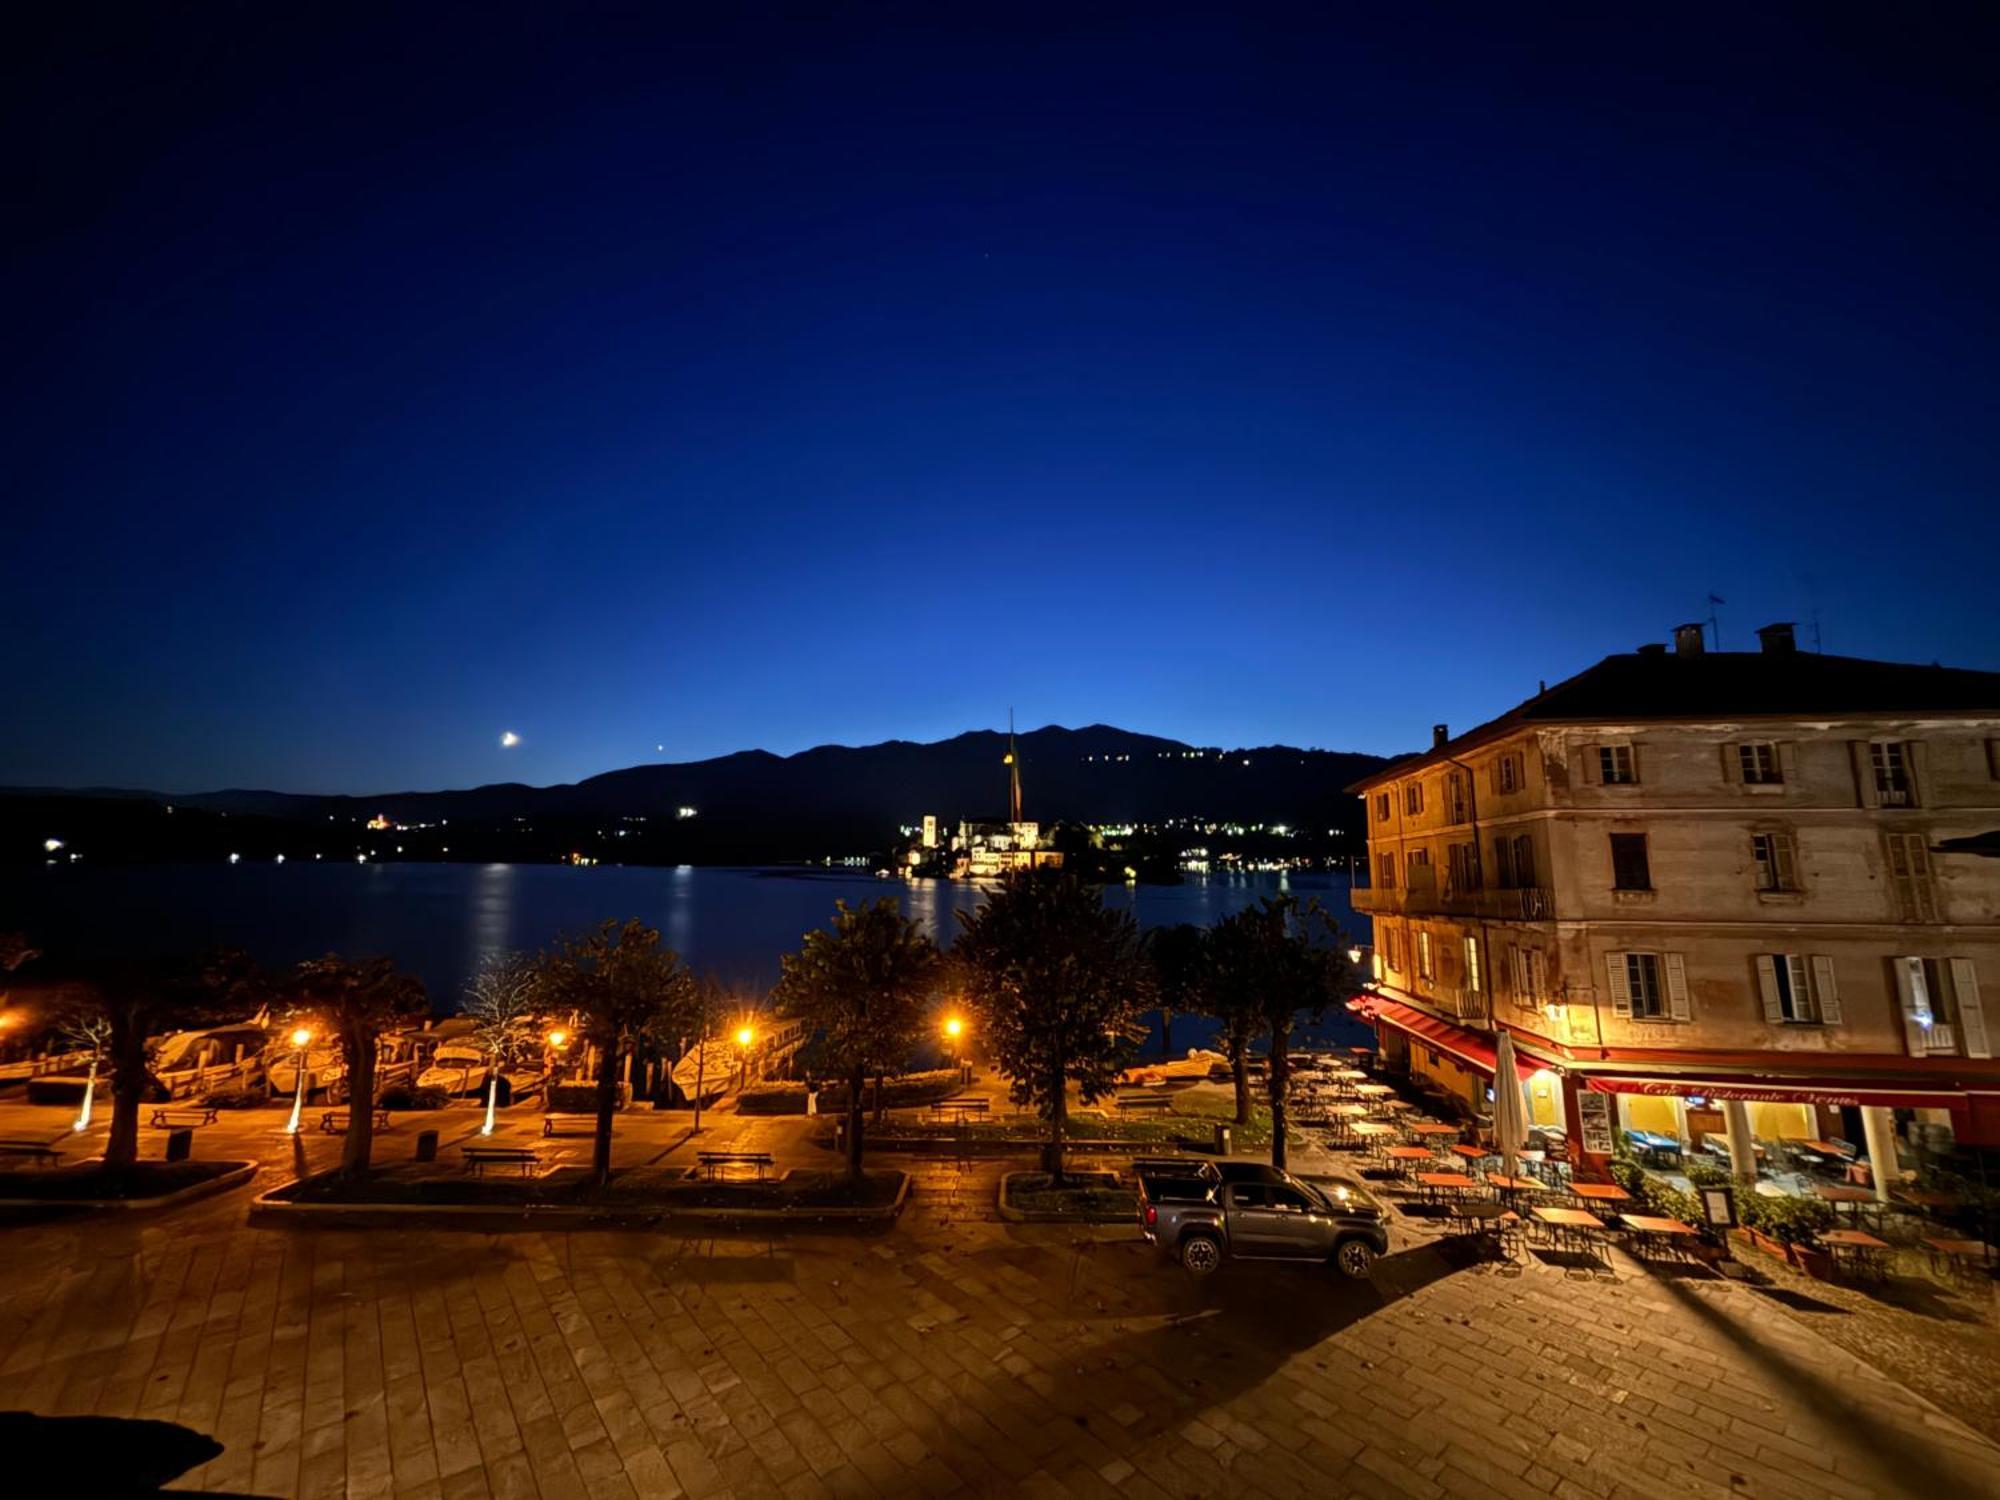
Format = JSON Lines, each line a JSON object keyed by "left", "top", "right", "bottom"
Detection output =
{"left": 737, "top": 1069, "right": 963, "bottom": 1116}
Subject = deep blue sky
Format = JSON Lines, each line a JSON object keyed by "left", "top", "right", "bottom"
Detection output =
{"left": 5, "top": 4, "right": 1997, "bottom": 794}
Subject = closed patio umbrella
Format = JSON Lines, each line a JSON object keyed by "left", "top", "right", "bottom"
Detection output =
{"left": 1493, "top": 1030, "right": 1528, "bottom": 1179}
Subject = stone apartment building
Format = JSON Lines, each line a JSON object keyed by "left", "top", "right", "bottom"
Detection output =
{"left": 1348, "top": 623, "right": 2000, "bottom": 1185}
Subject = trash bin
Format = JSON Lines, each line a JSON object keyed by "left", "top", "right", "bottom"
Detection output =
{"left": 165, "top": 1128, "right": 193, "bottom": 1163}
{"left": 1212, "top": 1123, "right": 1232, "bottom": 1156}
{"left": 415, "top": 1129, "right": 440, "bottom": 1163}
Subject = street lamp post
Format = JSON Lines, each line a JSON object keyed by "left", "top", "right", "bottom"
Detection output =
{"left": 943, "top": 1014, "right": 967, "bottom": 1084}
{"left": 284, "top": 1027, "right": 313, "bottom": 1135}
{"left": 735, "top": 1024, "right": 755, "bottom": 1094}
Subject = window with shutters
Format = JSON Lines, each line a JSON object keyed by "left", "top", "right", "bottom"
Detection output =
{"left": 1375, "top": 852, "right": 1396, "bottom": 888}
{"left": 1375, "top": 792, "right": 1391, "bottom": 822}
{"left": 1512, "top": 834, "right": 1536, "bottom": 887}
{"left": 1495, "top": 752, "right": 1522, "bottom": 794}
{"left": 1447, "top": 842, "right": 1480, "bottom": 893}
{"left": 1406, "top": 848, "right": 1433, "bottom": 888}
{"left": 1416, "top": 930, "right": 1434, "bottom": 982}
{"left": 1894, "top": 957, "right": 1990, "bottom": 1058}
{"left": 1405, "top": 782, "right": 1425, "bottom": 816}
{"left": 1609, "top": 833, "right": 1651, "bottom": 891}
{"left": 1445, "top": 773, "right": 1470, "bottom": 825}
{"left": 1738, "top": 742, "right": 1783, "bottom": 784}
{"left": 1493, "top": 837, "right": 1515, "bottom": 888}
{"left": 1599, "top": 744, "right": 1637, "bottom": 785}
{"left": 1464, "top": 936, "right": 1482, "bottom": 994}
{"left": 1871, "top": 742, "right": 1913, "bottom": 805}
{"left": 1625, "top": 953, "right": 1665, "bottom": 1018}
{"left": 1755, "top": 954, "right": 1829, "bottom": 1024}
{"left": 1884, "top": 833, "right": 1938, "bottom": 922}
{"left": 1751, "top": 831, "right": 1801, "bottom": 893}
{"left": 1524, "top": 948, "right": 1548, "bottom": 1004}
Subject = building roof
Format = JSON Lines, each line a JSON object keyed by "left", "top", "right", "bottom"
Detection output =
{"left": 1348, "top": 646, "right": 2000, "bottom": 791}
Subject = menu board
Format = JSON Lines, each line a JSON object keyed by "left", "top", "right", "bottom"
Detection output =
{"left": 1578, "top": 1089, "right": 1615, "bottom": 1155}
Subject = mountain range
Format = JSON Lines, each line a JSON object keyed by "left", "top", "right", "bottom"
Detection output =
{"left": 4, "top": 725, "right": 1395, "bottom": 866}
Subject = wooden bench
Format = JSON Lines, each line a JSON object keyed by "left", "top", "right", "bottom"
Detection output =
{"left": 1116, "top": 1093, "right": 1174, "bottom": 1113}
{"left": 321, "top": 1108, "right": 390, "bottom": 1134}
{"left": 542, "top": 1113, "right": 597, "bottom": 1137}
{"left": 697, "top": 1150, "right": 774, "bottom": 1181}
{"left": 928, "top": 1099, "right": 989, "bottom": 1119}
{"left": 149, "top": 1107, "right": 219, "bottom": 1129}
{"left": 0, "top": 1139, "right": 64, "bottom": 1168}
{"left": 462, "top": 1146, "right": 542, "bottom": 1177}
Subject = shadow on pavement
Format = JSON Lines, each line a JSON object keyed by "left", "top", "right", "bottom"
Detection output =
{"left": 0, "top": 1410, "right": 271, "bottom": 1498}
{"left": 1648, "top": 1272, "right": 1996, "bottom": 1496}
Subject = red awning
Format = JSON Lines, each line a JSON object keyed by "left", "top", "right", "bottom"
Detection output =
{"left": 1350, "top": 995, "right": 1538, "bottom": 1081}
{"left": 1585, "top": 1075, "right": 1968, "bottom": 1110}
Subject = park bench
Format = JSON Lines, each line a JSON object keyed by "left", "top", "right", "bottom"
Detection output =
{"left": 149, "top": 1107, "right": 219, "bottom": 1129}
{"left": 541, "top": 1114, "right": 598, "bottom": 1137}
{"left": 928, "top": 1098, "right": 989, "bottom": 1119}
{"left": 697, "top": 1150, "right": 774, "bottom": 1181}
{"left": 0, "top": 1139, "right": 64, "bottom": 1168}
{"left": 1116, "top": 1093, "right": 1173, "bottom": 1113}
{"left": 321, "top": 1108, "right": 390, "bottom": 1134}
{"left": 462, "top": 1146, "right": 542, "bottom": 1176}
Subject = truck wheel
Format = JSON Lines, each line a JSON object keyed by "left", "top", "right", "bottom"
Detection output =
{"left": 1332, "top": 1237, "right": 1376, "bottom": 1280}
{"left": 1179, "top": 1234, "right": 1222, "bottom": 1278}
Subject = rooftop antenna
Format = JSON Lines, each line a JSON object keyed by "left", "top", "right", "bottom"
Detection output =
{"left": 1802, "top": 572, "right": 1825, "bottom": 652}
{"left": 1004, "top": 708, "right": 1023, "bottom": 824}
{"left": 1706, "top": 593, "right": 1726, "bottom": 650}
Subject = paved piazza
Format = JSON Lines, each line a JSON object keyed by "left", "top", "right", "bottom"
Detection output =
{"left": 2, "top": 1116, "right": 1998, "bottom": 1499}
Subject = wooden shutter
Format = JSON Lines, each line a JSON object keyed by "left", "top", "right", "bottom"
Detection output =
{"left": 1664, "top": 953, "right": 1691, "bottom": 1021}
{"left": 1528, "top": 949, "right": 1548, "bottom": 1004}
{"left": 1987, "top": 738, "right": 2000, "bottom": 779}
{"left": 1777, "top": 741, "right": 1798, "bottom": 783}
{"left": 1773, "top": 833, "right": 1799, "bottom": 891}
{"left": 1720, "top": 743, "right": 1742, "bottom": 785}
{"left": 1606, "top": 952, "right": 1632, "bottom": 1017}
{"left": 1953, "top": 959, "right": 1991, "bottom": 1059}
{"left": 1628, "top": 742, "right": 1642, "bottom": 785}
{"left": 1810, "top": 955, "right": 1841, "bottom": 1025}
{"left": 1893, "top": 957, "right": 1929, "bottom": 1054}
{"left": 1850, "top": 741, "right": 1879, "bottom": 808}
{"left": 1906, "top": 741, "right": 1930, "bottom": 807}
{"left": 1580, "top": 745, "right": 1602, "bottom": 786}
{"left": 1754, "top": 956, "right": 1784, "bottom": 1023}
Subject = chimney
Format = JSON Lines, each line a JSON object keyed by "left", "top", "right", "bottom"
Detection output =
{"left": 1672, "top": 623, "right": 1706, "bottom": 656}
{"left": 1757, "top": 622, "right": 1797, "bottom": 654}
{"left": 1432, "top": 724, "right": 1450, "bottom": 749}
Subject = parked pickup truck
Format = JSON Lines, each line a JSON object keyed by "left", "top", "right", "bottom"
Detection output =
{"left": 1136, "top": 1159, "right": 1389, "bottom": 1280}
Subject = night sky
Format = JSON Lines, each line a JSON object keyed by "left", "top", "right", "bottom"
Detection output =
{"left": 6, "top": 5, "right": 1997, "bottom": 794}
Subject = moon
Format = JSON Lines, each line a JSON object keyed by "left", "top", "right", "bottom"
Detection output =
{"left": 499, "top": 730, "right": 521, "bottom": 748}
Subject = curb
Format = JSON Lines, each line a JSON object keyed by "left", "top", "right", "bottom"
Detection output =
{"left": 246, "top": 1169, "right": 910, "bottom": 1233}
{"left": 0, "top": 1160, "right": 258, "bottom": 1214}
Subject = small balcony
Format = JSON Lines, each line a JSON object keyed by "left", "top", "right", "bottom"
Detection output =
{"left": 1350, "top": 885, "right": 1556, "bottom": 922}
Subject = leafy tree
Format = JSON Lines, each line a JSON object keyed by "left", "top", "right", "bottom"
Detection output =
{"left": 1210, "top": 897, "right": 1359, "bottom": 1172}
{"left": 954, "top": 870, "right": 1152, "bottom": 1181}
{"left": 463, "top": 952, "right": 544, "bottom": 1124}
{"left": 1146, "top": 923, "right": 1209, "bottom": 1062}
{"left": 51, "top": 950, "right": 267, "bottom": 1169}
{"left": 773, "top": 899, "right": 939, "bottom": 1180}
{"left": 530, "top": 920, "right": 696, "bottom": 1186}
{"left": 1201, "top": 917, "right": 1267, "bottom": 1126}
{"left": 293, "top": 955, "right": 429, "bottom": 1176}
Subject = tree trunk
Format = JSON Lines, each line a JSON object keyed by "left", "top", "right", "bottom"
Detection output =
{"left": 873, "top": 1071, "right": 887, "bottom": 1127}
{"left": 340, "top": 1030, "right": 379, "bottom": 1177}
{"left": 1044, "top": 1066, "right": 1068, "bottom": 1183}
{"left": 845, "top": 1063, "right": 866, "bottom": 1180}
{"left": 103, "top": 1016, "right": 146, "bottom": 1170}
{"left": 1229, "top": 1035, "right": 1251, "bottom": 1125}
{"left": 1160, "top": 1008, "right": 1174, "bottom": 1061}
{"left": 1267, "top": 1023, "right": 1292, "bottom": 1173}
{"left": 591, "top": 1032, "right": 621, "bottom": 1185}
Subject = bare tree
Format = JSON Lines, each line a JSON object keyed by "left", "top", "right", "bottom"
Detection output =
{"left": 293, "top": 955, "right": 429, "bottom": 1177}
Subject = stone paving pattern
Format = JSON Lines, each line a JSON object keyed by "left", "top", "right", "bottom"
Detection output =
{"left": 1, "top": 1102, "right": 1998, "bottom": 1498}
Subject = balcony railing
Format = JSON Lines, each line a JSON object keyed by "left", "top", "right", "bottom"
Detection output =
{"left": 1351, "top": 885, "right": 1556, "bottom": 921}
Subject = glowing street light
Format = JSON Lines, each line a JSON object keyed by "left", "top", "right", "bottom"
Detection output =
{"left": 942, "top": 1016, "right": 964, "bottom": 1041}
{"left": 284, "top": 1027, "right": 314, "bottom": 1135}
{"left": 547, "top": 1027, "right": 570, "bottom": 1051}
{"left": 735, "top": 1024, "right": 755, "bottom": 1049}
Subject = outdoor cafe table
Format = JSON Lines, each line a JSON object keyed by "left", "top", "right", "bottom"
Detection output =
{"left": 1410, "top": 1122, "right": 1461, "bottom": 1139}
{"left": 1416, "top": 1171, "right": 1478, "bottom": 1205}
{"left": 1349, "top": 1121, "right": 1394, "bottom": 1155}
{"left": 1355, "top": 1083, "right": 1393, "bottom": 1098}
{"left": 1532, "top": 1206, "right": 1608, "bottom": 1259}
{"left": 1799, "top": 1138, "right": 1856, "bottom": 1161}
{"left": 1488, "top": 1174, "right": 1544, "bottom": 1206}
{"left": 1816, "top": 1184, "right": 1884, "bottom": 1228}
{"left": 1821, "top": 1228, "right": 1892, "bottom": 1282}
{"left": 1331, "top": 1103, "right": 1371, "bottom": 1117}
{"left": 1449, "top": 1143, "right": 1489, "bottom": 1168}
{"left": 1570, "top": 1182, "right": 1632, "bottom": 1208}
{"left": 1386, "top": 1146, "right": 1438, "bottom": 1176}
{"left": 1923, "top": 1237, "right": 1995, "bottom": 1280}
{"left": 1620, "top": 1213, "right": 1699, "bottom": 1259}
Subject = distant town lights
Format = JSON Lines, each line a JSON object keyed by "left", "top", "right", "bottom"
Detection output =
{"left": 43, "top": 838, "right": 63, "bottom": 852}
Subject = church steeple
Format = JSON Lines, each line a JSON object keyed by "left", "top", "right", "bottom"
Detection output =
{"left": 1004, "top": 709, "right": 1023, "bottom": 824}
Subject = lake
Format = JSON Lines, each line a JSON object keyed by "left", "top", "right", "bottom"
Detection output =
{"left": 0, "top": 863, "right": 1370, "bottom": 1049}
